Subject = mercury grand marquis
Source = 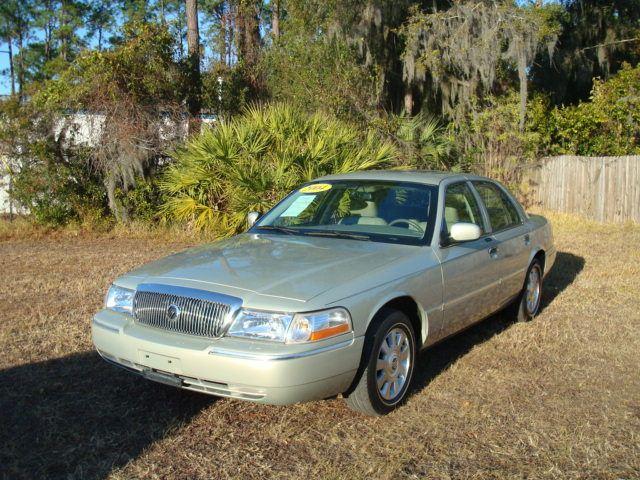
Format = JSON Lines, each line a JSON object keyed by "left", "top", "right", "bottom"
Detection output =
{"left": 93, "top": 170, "right": 556, "bottom": 415}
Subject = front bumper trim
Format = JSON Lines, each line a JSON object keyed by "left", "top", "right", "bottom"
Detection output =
{"left": 94, "top": 317, "right": 121, "bottom": 334}
{"left": 207, "top": 337, "right": 354, "bottom": 361}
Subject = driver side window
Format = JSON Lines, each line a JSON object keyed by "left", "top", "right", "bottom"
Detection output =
{"left": 443, "top": 183, "right": 485, "bottom": 240}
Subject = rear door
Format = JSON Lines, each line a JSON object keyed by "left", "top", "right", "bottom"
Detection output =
{"left": 471, "top": 181, "right": 531, "bottom": 306}
{"left": 436, "top": 181, "right": 502, "bottom": 337}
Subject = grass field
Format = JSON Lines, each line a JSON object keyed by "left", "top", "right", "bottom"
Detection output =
{"left": 1, "top": 213, "right": 639, "bottom": 479}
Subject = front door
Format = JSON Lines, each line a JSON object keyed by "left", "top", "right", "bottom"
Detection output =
{"left": 436, "top": 181, "right": 502, "bottom": 337}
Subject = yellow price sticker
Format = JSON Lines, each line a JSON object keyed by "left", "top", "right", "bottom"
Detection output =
{"left": 299, "top": 183, "right": 332, "bottom": 193}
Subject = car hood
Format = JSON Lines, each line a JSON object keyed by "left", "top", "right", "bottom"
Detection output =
{"left": 121, "top": 233, "right": 410, "bottom": 303}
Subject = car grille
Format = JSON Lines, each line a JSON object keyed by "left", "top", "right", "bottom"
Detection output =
{"left": 132, "top": 284, "right": 242, "bottom": 338}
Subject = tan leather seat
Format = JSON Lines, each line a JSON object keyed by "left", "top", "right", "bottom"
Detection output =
{"left": 444, "top": 206, "right": 460, "bottom": 231}
{"left": 340, "top": 199, "right": 388, "bottom": 226}
{"left": 355, "top": 216, "right": 388, "bottom": 225}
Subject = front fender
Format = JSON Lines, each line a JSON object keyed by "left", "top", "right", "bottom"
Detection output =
{"left": 327, "top": 267, "right": 443, "bottom": 348}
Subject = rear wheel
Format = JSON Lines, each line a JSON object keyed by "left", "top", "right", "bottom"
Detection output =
{"left": 511, "top": 258, "right": 543, "bottom": 322}
{"left": 344, "top": 309, "right": 416, "bottom": 416}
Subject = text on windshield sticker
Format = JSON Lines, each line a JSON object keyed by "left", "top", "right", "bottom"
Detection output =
{"left": 299, "top": 183, "right": 332, "bottom": 193}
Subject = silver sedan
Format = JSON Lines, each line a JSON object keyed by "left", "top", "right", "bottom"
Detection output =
{"left": 93, "top": 171, "right": 555, "bottom": 416}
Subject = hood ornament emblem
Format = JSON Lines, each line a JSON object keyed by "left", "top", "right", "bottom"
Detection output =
{"left": 166, "top": 304, "right": 181, "bottom": 321}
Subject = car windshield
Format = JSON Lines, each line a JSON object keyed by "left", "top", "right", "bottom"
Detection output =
{"left": 252, "top": 180, "right": 437, "bottom": 245}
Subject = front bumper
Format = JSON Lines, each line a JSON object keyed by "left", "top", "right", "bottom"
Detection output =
{"left": 92, "top": 309, "right": 363, "bottom": 405}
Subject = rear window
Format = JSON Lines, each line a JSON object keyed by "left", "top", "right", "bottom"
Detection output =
{"left": 473, "top": 182, "right": 521, "bottom": 231}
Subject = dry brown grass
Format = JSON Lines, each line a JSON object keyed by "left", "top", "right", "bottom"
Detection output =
{"left": 0, "top": 216, "right": 217, "bottom": 243}
{"left": 1, "top": 212, "right": 639, "bottom": 479}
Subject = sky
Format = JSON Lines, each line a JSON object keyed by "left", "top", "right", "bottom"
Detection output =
{"left": 0, "top": 42, "right": 11, "bottom": 96}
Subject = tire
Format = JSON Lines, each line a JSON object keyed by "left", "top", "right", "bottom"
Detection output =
{"left": 510, "top": 258, "right": 543, "bottom": 323}
{"left": 344, "top": 308, "right": 416, "bottom": 416}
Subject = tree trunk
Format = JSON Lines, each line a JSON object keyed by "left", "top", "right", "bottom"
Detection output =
{"left": 220, "top": 8, "right": 228, "bottom": 64}
{"left": 8, "top": 173, "right": 14, "bottom": 220}
{"left": 235, "top": 2, "right": 245, "bottom": 60}
{"left": 7, "top": 40, "right": 15, "bottom": 96}
{"left": 185, "top": 0, "right": 201, "bottom": 135}
{"left": 44, "top": 24, "right": 51, "bottom": 60}
{"left": 236, "top": 0, "right": 262, "bottom": 91}
{"left": 271, "top": 0, "right": 280, "bottom": 38}
{"left": 237, "top": 0, "right": 261, "bottom": 65}
{"left": 105, "top": 176, "right": 129, "bottom": 223}
{"left": 60, "top": 1, "right": 68, "bottom": 62}
{"left": 518, "top": 52, "right": 527, "bottom": 132}
{"left": 105, "top": 176, "right": 119, "bottom": 222}
{"left": 16, "top": 32, "right": 24, "bottom": 100}
{"left": 44, "top": 0, "right": 53, "bottom": 61}
{"left": 404, "top": 88, "right": 414, "bottom": 115}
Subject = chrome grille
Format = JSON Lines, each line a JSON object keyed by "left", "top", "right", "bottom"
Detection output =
{"left": 132, "top": 284, "right": 242, "bottom": 338}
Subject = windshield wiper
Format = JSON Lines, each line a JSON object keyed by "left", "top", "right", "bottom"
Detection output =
{"left": 257, "top": 226, "right": 372, "bottom": 241}
{"left": 302, "top": 230, "right": 372, "bottom": 241}
{"left": 255, "top": 225, "right": 301, "bottom": 235}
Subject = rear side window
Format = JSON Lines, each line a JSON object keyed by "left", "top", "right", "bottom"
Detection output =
{"left": 443, "top": 182, "right": 485, "bottom": 239}
{"left": 473, "top": 182, "right": 521, "bottom": 231}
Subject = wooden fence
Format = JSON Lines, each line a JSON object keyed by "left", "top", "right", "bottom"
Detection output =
{"left": 523, "top": 155, "right": 640, "bottom": 223}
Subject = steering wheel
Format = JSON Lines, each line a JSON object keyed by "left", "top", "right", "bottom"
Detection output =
{"left": 388, "top": 218, "right": 423, "bottom": 232}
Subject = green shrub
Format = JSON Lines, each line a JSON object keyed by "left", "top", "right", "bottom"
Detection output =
{"left": 115, "top": 177, "right": 164, "bottom": 223}
{"left": 11, "top": 151, "right": 108, "bottom": 227}
{"left": 201, "top": 63, "right": 254, "bottom": 117}
{"left": 1, "top": 97, "right": 109, "bottom": 228}
{"left": 31, "top": 22, "right": 186, "bottom": 223}
{"left": 160, "top": 103, "right": 399, "bottom": 234}
{"left": 260, "top": 34, "right": 379, "bottom": 122}
{"left": 450, "top": 92, "right": 548, "bottom": 183}
{"left": 377, "top": 112, "right": 454, "bottom": 169}
{"left": 544, "top": 63, "right": 640, "bottom": 155}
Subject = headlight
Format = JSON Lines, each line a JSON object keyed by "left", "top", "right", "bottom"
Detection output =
{"left": 286, "top": 308, "right": 352, "bottom": 343}
{"left": 227, "top": 309, "right": 293, "bottom": 342}
{"left": 227, "top": 307, "right": 352, "bottom": 344}
{"left": 105, "top": 284, "right": 135, "bottom": 314}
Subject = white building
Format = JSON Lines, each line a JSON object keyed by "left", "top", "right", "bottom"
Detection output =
{"left": 0, "top": 112, "right": 217, "bottom": 214}
{"left": 0, "top": 171, "right": 10, "bottom": 214}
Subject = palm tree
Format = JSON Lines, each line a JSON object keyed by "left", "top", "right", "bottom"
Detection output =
{"left": 160, "top": 103, "right": 399, "bottom": 234}
{"left": 394, "top": 112, "right": 452, "bottom": 169}
{"left": 186, "top": 0, "right": 201, "bottom": 134}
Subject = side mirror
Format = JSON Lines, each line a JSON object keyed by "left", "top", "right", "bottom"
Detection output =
{"left": 247, "top": 211, "right": 260, "bottom": 228}
{"left": 449, "top": 222, "right": 481, "bottom": 242}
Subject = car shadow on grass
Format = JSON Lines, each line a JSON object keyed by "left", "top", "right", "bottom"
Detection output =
{"left": 410, "top": 251, "right": 585, "bottom": 396}
{"left": 538, "top": 251, "right": 585, "bottom": 313}
{"left": 0, "top": 352, "right": 215, "bottom": 480}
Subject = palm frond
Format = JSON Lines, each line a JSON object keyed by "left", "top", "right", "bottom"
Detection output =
{"left": 161, "top": 103, "right": 401, "bottom": 235}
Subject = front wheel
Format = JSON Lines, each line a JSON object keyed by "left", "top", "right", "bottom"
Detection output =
{"left": 344, "top": 309, "right": 416, "bottom": 416}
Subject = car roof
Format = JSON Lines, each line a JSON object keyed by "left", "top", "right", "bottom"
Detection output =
{"left": 316, "top": 170, "right": 489, "bottom": 186}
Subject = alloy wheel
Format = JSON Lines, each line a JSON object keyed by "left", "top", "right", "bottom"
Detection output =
{"left": 526, "top": 266, "right": 541, "bottom": 315}
{"left": 376, "top": 327, "right": 411, "bottom": 403}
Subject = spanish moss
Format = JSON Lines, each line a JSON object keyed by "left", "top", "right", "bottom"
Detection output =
{"left": 401, "top": 1, "right": 559, "bottom": 129}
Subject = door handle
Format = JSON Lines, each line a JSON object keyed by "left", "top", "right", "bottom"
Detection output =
{"left": 488, "top": 246, "right": 499, "bottom": 258}
{"left": 524, "top": 234, "right": 531, "bottom": 245}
